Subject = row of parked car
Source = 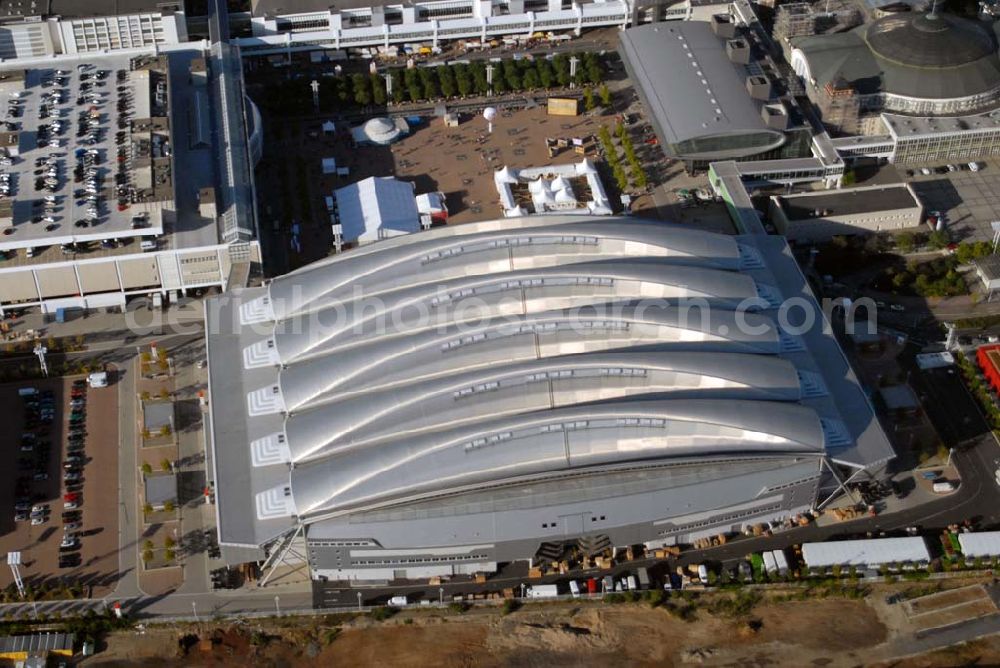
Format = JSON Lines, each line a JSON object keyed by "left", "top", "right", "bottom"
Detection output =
{"left": 59, "top": 378, "right": 90, "bottom": 569}
{"left": 906, "top": 162, "right": 983, "bottom": 177}
{"left": 15, "top": 388, "right": 57, "bottom": 525}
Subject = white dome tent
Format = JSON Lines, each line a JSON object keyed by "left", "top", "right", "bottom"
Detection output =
{"left": 351, "top": 117, "right": 410, "bottom": 146}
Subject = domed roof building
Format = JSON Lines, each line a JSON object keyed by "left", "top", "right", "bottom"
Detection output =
{"left": 790, "top": 11, "right": 1000, "bottom": 129}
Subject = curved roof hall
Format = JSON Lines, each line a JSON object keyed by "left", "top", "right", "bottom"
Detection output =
{"left": 792, "top": 11, "right": 1000, "bottom": 102}
{"left": 204, "top": 216, "right": 894, "bottom": 539}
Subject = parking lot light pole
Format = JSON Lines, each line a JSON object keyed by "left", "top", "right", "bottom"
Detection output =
{"left": 274, "top": 595, "right": 280, "bottom": 616}
{"left": 192, "top": 601, "right": 199, "bottom": 623}
{"left": 356, "top": 592, "right": 363, "bottom": 611}
{"left": 439, "top": 588, "right": 443, "bottom": 605}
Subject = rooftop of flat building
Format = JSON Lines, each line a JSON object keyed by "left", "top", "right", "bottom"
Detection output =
{"left": 775, "top": 184, "right": 920, "bottom": 219}
{"left": 0, "top": 49, "right": 221, "bottom": 266}
{"left": 0, "top": 0, "right": 180, "bottom": 19}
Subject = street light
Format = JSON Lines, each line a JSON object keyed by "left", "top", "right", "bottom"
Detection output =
{"left": 192, "top": 601, "right": 199, "bottom": 623}
{"left": 274, "top": 595, "right": 280, "bottom": 616}
{"left": 438, "top": 587, "right": 444, "bottom": 605}
{"left": 356, "top": 591, "right": 363, "bottom": 611}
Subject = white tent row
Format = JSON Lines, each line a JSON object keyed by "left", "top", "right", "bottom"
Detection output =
{"left": 493, "top": 159, "right": 612, "bottom": 218}
{"left": 958, "top": 531, "right": 1000, "bottom": 558}
{"left": 801, "top": 537, "right": 930, "bottom": 569}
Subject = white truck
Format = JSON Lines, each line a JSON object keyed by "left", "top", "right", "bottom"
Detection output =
{"left": 762, "top": 551, "right": 778, "bottom": 576}
{"left": 569, "top": 580, "right": 581, "bottom": 598}
{"left": 527, "top": 584, "right": 560, "bottom": 599}
{"left": 771, "top": 550, "right": 790, "bottom": 577}
{"left": 388, "top": 595, "right": 409, "bottom": 607}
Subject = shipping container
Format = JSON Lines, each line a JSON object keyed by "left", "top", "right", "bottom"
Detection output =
{"left": 547, "top": 97, "right": 580, "bottom": 116}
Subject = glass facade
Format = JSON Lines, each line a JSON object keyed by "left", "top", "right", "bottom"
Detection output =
{"left": 892, "top": 127, "right": 1000, "bottom": 163}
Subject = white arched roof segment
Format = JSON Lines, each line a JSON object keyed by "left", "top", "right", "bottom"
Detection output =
{"left": 274, "top": 304, "right": 786, "bottom": 413}
{"left": 287, "top": 399, "right": 827, "bottom": 518}
{"left": 268, "top": 260, "right": 767, "bottom": 365}
{"left": 263, "top": 217, "right": 745, "bottom": 322}
{"left": 281, "top": 351, "right": 805, "bottom": 465}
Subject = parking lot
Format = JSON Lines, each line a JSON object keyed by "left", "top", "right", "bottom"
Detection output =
{"left": 906, "top": 160, "right": 1000, "bottom": 244}
{"left": 0, "top": 375, "right": 120, "bottom": 594}
{"left": 0, "top": 53, "right": 166, "bottom": 264}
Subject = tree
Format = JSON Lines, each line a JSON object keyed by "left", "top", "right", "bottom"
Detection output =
{"left": 502, "top": 61, "right": 521, "bottom": 91}
{"left": 159, "top": 458, "right": 172, "bottom": 472}
{"left": 896, "top": 232, "right": 916, "bottom": 253}
{"left": 141, "top": 462, "right": 152, "bottom": 476}
{"left": 841, "top": 170, "right": 856, "bottom": 186}
{"left": 164, "top": 500, "right": 176, "bottom": 513}
{"left": 159, "top": 425, "right": 172, "bottom": 438}
{"left": 143, "top": 502, "right": 153, "bottom": 515}
{"left": 927, "top": 230, "right": 950, "bottom": 250}
{"left": 536, "top": 59, "right": 555, "bottom": 88}
{"left": 553, "top": 54, "right": 571, "bottom": 87}
{"left": 453, "top": 64, "right": 473, "bottom": 97}
{"left": 390, "top": 69, "right": 406, "bottom": 104}
{"left": 164, "top": 535, "right": 176, "bottom": 549}
{"left": 419, "top": 67, "right": 440, "bottom": 100}
{"left": 582, "top": 88, "right": 594, "bottom": 111}
{"left": 370, "top": 73, "right": 387, "bottom": 106}
{"left": 438, "top": 65, "right": 457, "bottom": 98}
{"left": 598, "top": 83, "right": 612, "bottom": 107}
{"left": 404, "top": 68, "right": 422, "bottom": 103}
{"left": 351, "top": 73, "right": 372, "bottom": 107}
{"left": 142, "top": 549, "right": 154, "bottom": 563}
{"left": 522, "top": 67, "right": 540, "bottom": 91}
{"left": 143, "top": 540, "right": 154, "bottom": 551}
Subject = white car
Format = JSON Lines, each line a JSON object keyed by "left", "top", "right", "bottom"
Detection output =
{"left": 920, "top": 167, "right": 932, "bottom": 175}
{"left": 970, "top": 161, "right": 982, "bottom": 172}
{"left": 995, "top": 468, "right": 1000, "bottom": 486}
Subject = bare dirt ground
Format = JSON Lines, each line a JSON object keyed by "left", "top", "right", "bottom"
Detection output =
{"left": 89, "top": 596, "right": 890, "bottom": 668}
{"left": 907, "top": 585, "right": 990, "bottom": 615}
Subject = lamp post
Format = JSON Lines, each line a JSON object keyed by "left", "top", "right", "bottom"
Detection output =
{"left": 192, "top": 601, "right": 199, "bottom": 623}
{"left": 274, "top": 595, "right": 280, "bottom": 616}
{"left": 356, "top": 591, "right": 363, "bottom": 611}
{"left": 438, "top": 587, "right": 444, "bottom": 605}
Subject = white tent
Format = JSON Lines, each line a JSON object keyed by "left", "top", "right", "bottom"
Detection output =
{"left": 334, "top": 176, "right": 420, "bottom": 244}
{"left": 551, "top": 176, "right": 572, "bottom": 192}
{"left": 554, "top": 189, "right": 577, "bottom": 205}
{"left": 496, "top": 166, "right": 518, "bottom": 183}
{"left": 528, "top": 178, "right": 553, "bottom": 195}
{"left": 575, "top": 159, "right": 599, "bottom": 175}
{"left": 352, "top": 117, "right": 408, "bottom": 145}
